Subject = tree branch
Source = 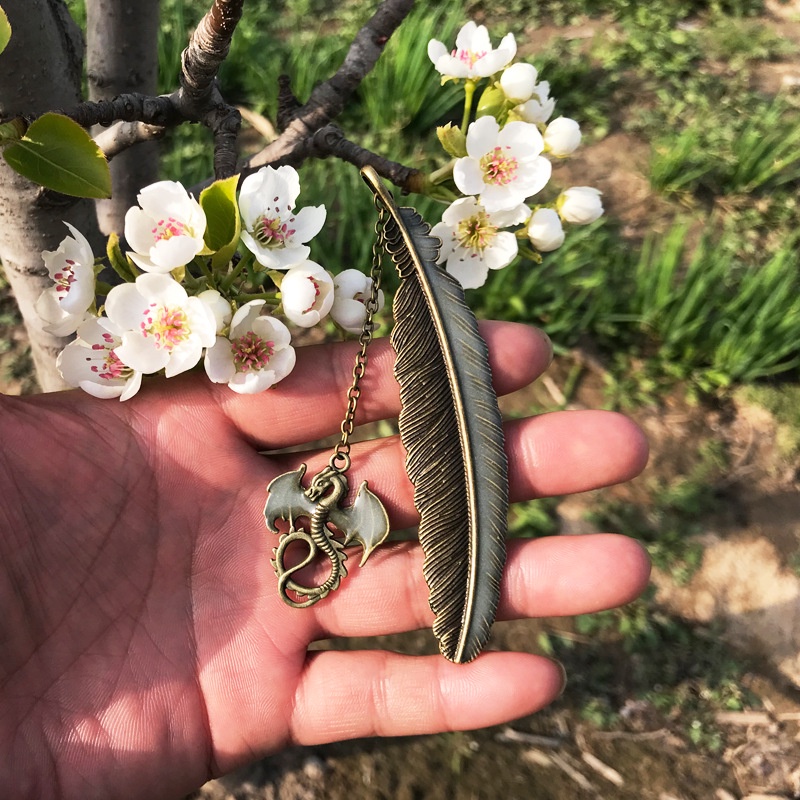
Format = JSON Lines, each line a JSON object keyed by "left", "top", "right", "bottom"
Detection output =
{"left": 239, "top": 123, "right": 424, "bottom": 193}
{"left": 179, "top": 0, "right": 244, "bottom": 106}
{"left": 247, "top": 0, "right": 414, "bottom": 173}
{"left": 94, "top": 121, "right": 166, "bottom": 160}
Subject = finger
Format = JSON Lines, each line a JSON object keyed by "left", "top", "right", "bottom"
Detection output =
{"left": 270, "top": 410, "right": 649, "bottom": 529}
{"left": 219, "top": 321, "right": 553, "bottom": 449}
{"left": 288, "top": 649, "right": 564, "bottom": 747}
{"left": 308, "top": 534, "right": 650, "bottom": 640}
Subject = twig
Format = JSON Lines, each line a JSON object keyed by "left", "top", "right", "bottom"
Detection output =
{"left": 550, "top": 752, "right": 595, "bottom": 792}
{"left": 93, "top": 121, "right": 166, "bottom": 159}
{"left": 581, "top": 752, "right": 624, "bottom": 787}
{"left": 495, "top": 726, "right": 563, "bottom": 748}
{"left": 246, "top": 0, "right": 421, "bottom": 192}
{"left": 180, "top": 0, "right": 244, "bottom": 105}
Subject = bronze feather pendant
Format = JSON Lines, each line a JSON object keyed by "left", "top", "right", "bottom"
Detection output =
{"left": 361, "top": 167, "right": 508, "bottom": 663}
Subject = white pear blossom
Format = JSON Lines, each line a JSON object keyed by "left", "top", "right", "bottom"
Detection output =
{"left": 204, "top": 300, "right": 296, "bottom": 394}
{"left": 197, "top": 289, "right": 233, "bottom": 334}
{"left": 331, "top": 270, "right": 385, "bottom": 333}
{"left": 544, "top": 117, "right": 582, "bottom": 157}
{"left": 35, "top": 223, "right": 96, "bottom": 336}
{"left": 239, "top": 166, "right": 326, "bottom": 270}
{"left": 280, "top": 260, "right": 335, "bottom": 328}
{"left": 124, "top": 181, "right": 207, "bottom": 273}
{"left": 431, "top": 196, "right": 528, "bottom": 290}
{"left": 527, "top": 208, "right": 565, "bottom": 252}
{"left": 57, "top": 316, "right": 142, "bottom": 401}
{"left": 500, "top": 62, "right": 538, "bottom": 103}
{"left": 428, "top": 21, "right": 516, "bottom": 80}
{"left": 514, "top": 80, "right": 556, "bottom": 124}
{"left": 104, "top": 273, "right": 217, "bottom": 378}
{"left": 558, "top": 187, "right": 604, "bottom": 224}
{"left": 454, "top": 116, "right": 552, "bottom": 213}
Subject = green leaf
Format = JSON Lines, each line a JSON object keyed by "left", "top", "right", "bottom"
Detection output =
{"left": 0, "top": 7, "right": 10, "bottom": 56}
{"left": 105, "top": 232, "right": 136, "bottom": 283}
{"left": 2, "top": 112, "right": 111, "bottom": 198}
{"left": 199, "top": 174, "right": 241, "bottom": 269}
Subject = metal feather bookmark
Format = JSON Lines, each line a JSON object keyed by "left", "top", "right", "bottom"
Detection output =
{"left": 361, "top": 166, "right": 509, "bottom": 664}
{"left": 263, "top": 166, "right": 508, "bottom": 663}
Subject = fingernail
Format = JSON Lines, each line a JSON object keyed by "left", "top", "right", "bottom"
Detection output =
{"left": 540, "top": 329, "right": 554, "bottom": 367}
{"left": 550, "top": 658, "right": 567, "bottom": 697}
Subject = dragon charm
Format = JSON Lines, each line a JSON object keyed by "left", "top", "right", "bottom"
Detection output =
{"left": 264, "top": 463, "right": 391, "bottom": 608}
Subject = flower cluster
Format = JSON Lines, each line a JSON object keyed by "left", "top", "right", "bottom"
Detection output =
{"left": 428, "top": 21, "right": 604, "bottom": 289}
{"left": 39, "top": 19, "right": 604, "bottom": 400}
{"left": 39, "top": 165, "right": 383, "bottom": 400}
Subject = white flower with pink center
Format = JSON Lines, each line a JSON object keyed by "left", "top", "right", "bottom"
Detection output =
{"left": 280, "top": 260, "right": 335, "bottom": 328}
{"left": 57, "top": 317, "right": 142, "bottom": 401}
{"left": 239, "top": 166, "right": 326, "bottom": 270}
{"left": 454, "top": 116, "right": 552, "bottom": 213}
{"left": 204, "top": 300, "right": 296, "bottom": 394}
{"left": 431, "top": 197, "right": 528, "bottom": 290}
{"left": 35, "top": 222, "right": 96, "bottom": 336}
{"left": 104, "top": 273, "right": 216, "bottom": 377}
{"left": 124, "top": 181, "right": 207, "bottom": 273}
{"left": 428, "top": 22, "right": 516, "bottom": 80}
{"left": 331, "top": 269, "right": 385, "bottom": 333}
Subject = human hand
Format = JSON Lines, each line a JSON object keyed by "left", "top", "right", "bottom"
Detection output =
{"left": 0, "top": 322, "right": 649, "bottom": 800}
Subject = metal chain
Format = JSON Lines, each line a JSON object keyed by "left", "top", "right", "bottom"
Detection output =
{"left": 329, "top": 199, "right": 388, "bottom": 473}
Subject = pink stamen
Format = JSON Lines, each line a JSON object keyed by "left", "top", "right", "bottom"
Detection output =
{"left": 303, "top": 277, "right": 321, "bottom": 314}
{"left": 452, "top": 47, "right": 487, "bottom": 68}
{"left": 151, "top": 216, "right": 189, "bottom": 242}
{"left": 140, "top": 305, "right": 190, "bottom": 350}
{"left": 479, "top": 146, "right": 519, "bottom": 186}
{"left": 230, "top": 331, "right": 275, "bottom": 373}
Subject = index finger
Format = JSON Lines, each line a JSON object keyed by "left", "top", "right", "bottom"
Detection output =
{"left": 217, "top": 321, "right": 553, "bottom": 450}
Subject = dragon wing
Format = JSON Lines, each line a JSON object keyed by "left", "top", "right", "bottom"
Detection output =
{"left": 264, "top": 465, "right": 316, "bottom": 532}
{"left": 329, "top": 480, "right": 390, "bottom": 567}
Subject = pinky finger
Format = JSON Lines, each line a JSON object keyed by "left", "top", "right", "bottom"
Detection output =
{"left": 288, "top": 650, "right": 565, "bottom": 746}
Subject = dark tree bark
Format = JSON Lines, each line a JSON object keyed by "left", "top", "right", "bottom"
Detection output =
{"left": 0, "top": 0, "right": 100, "bottom": 391}
{"left": 86, "top": 0, "right": 161, "bottom": 234}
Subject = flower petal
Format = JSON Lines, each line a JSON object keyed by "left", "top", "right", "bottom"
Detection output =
{"left": 115, "top": 333, "right": 169, "bottom": 374}
{"left": 466, "top": 115, "right": 500, "bottom": 159}
{"left": 453, "top": 158, "right": 486, "bottom": 196}
{"left": 483, "top": 231, "right": 518, "bottom": 270}
{"left": 205, "top": 337, "right": 237, "bottom": 384}
{"left": 292, "top": 205, "right": 327, "bottom": 242}
{"left": 445, "top": 250, "right": 490, "bottom": 290}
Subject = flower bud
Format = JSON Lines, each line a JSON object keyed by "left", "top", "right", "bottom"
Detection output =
{"left": 475, "top": 84, "right": 506, "bottom": 120}
{"left": 436, "top": 122, "right": 468, "bottom": 158}
{"left": 558, "top": 187, "right": 604, "bottom": 225}
{"left": 544, "top": 117, "right": 581, "bottom": 157}
{"left": 500, "top": 62, "right": 538, "bottom": 103}
{"left": 527, "top": 208, "right": 565, "bottom": 252}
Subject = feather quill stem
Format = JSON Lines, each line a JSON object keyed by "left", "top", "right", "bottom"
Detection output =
{"left": 361, "top": 167, "right": 508, "bottom": 663}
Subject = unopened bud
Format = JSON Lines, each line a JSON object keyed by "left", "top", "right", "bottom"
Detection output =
{"left": 475, "top": 84, "right": 506, "bottom": 120}
{"left": 436, "top": 123, "right": 467, "bottom": 158}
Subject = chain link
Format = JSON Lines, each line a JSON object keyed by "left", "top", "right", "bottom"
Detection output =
{"left": 329, "top": 199, "right": 387, "bottom": 474}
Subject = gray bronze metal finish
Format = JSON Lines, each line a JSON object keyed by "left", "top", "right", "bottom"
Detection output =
{"left": 361, "top": 166, "right": 509, "bottom": 664}
{"left": 264, "top": 197, "right": 390, "bottom": 608}
{"left": 265, "top": 463, "right": 390, "bottom": 608}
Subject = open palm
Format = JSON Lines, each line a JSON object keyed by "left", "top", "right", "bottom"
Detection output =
{"left": 0, "top": 322, "right": 650, "bottom": 800}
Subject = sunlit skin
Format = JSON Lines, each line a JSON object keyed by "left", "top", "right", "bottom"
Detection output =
{"left": 0, "top": 322, "right": 650, "bottom": 800}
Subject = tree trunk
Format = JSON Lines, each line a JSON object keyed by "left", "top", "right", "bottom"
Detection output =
{"left": 86, "top": 0, "right": 161, "bottom": 235}
{"left": 0, "top": 0, "right": 100, "bottom": 391}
